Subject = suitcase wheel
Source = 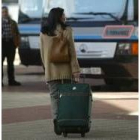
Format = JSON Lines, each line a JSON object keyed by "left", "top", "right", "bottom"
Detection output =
{"left": 81, "top": 133, "right": 85, "bottom": 137}
{"left": 63, "top": 132, "right": 67, "bottom": 137}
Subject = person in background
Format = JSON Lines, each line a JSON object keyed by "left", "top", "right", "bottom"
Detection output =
{"left": 2, "top": 6, "right": 21, "bottom": 86}
{"left": 40, "top": 7, "right": 80, "bottom": 135}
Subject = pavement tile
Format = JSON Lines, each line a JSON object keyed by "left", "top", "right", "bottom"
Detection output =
{"left": 2, "top": 119, "right": 138, "bottom": 140}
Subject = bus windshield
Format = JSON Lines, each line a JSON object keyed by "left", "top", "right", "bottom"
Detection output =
{"left": 19, "top": 0, "right": 131, "bottom": 22}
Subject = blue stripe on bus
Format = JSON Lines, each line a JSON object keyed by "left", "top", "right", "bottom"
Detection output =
{"left": 19, "top": 27, "right": 138, "bottom": 40}
{"left": 74, "top": 35, "right": 138, "bottom": 40}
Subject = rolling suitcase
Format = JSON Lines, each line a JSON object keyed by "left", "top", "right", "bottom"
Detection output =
{"left": 56, "top": 83, "right": 92, "bottom": 137}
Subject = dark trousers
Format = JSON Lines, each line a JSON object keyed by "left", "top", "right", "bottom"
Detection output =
{"left": 2, "top": 39, "right": 16, "bottom": 82}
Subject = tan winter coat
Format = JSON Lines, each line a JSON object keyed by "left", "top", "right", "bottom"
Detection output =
{"left": 39, "top": 25, "right": 80, "bottom": 82}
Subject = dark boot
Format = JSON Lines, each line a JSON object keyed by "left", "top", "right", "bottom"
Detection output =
{"left": 9, "top": 80, "right": 21, "bottom": 86}
{"left": 53, "top": 119, "right": 61, "bottom": 135}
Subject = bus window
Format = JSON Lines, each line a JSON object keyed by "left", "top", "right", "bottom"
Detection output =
{"left": 19, "top": 0, "right": 44, "bottom": 18}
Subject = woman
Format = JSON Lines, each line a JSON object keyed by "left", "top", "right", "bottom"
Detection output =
{"left": 40, "top": 7, "right": 80, "bottom": 134}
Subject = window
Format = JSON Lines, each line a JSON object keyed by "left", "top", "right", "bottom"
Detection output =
{"left": 2, "top": 0, "right": 18, "bottom": 3}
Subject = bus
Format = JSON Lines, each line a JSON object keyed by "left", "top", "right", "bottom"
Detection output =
{"left": 18, "top": 0, "right": 138, "bottom": 90}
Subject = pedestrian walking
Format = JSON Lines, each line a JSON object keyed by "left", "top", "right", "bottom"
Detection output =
{"left": 40, "top": 7, "right": 80, "bottom": 135}
{"left": 2, "top": 6, "right": 21, "bottom": 86}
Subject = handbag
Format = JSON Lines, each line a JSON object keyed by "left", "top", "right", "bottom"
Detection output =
{"left": 49, "top": 31, "right": 70, "bottom": 63}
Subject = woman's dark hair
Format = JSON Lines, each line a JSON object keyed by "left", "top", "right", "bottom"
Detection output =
{"left": 41, "top": 7, "right": 68, "bottom": 36}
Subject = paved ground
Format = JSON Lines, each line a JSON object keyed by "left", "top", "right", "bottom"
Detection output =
{"left": 2, "top": 65, "right": 138, "bottom": 140}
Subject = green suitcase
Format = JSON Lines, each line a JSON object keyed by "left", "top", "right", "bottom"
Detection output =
{"left": 56, "top": 83, "right": 92, "bottom": 137}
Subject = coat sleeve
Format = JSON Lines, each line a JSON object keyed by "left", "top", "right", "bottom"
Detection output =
{"left": 39, "top": 33, "right": 45, "bottom": 67}
{"left": 14, "top": 21, "right": 20, "bottom": 35}
{"left": 68, "top": 28, "right": 80, "bottom": 73}
{"left": 13, "top": 20, "right": 20, "bottom": 47}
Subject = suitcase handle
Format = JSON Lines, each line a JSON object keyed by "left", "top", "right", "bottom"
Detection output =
{"left": 61, "top": 77, "right": 76, "bottom": 84}
{"left": 61, "top": 74, "right": 86, "bottom": 84}
{"left": 71, "top": 74, "right": 86, "bottom": 84}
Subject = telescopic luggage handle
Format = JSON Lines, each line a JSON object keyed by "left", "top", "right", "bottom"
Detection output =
{"left": 61, "top": 72, "right": 86, "bottom": 84}
{"left": 72, "top": 73, "right": 86, "bottom": 84}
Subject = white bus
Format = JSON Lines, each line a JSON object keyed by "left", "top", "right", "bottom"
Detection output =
{"left": 18, "top": 0, "right": 138, "bottom": 90}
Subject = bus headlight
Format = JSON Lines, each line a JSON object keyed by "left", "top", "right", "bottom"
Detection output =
{"left": 116, "top": 43, "right": 138, "bottom": 55}
{"left": 116, "top": 43, "right": 131, "bottom": 55}
{"left": 21, "top": 36, "right": 28, "bottom": 43}
{"left": 21, "top": 37, "right": 29, "bottom": 48}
